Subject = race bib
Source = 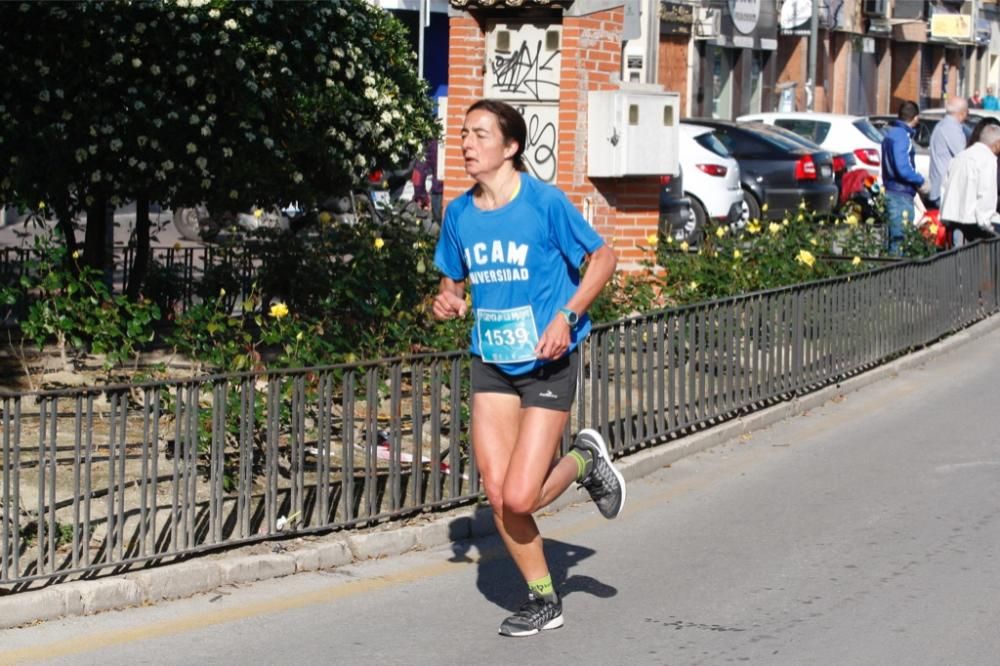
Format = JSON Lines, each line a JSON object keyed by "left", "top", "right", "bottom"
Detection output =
{"left": 476, "top": 306, "right": 539, "bottom": 364}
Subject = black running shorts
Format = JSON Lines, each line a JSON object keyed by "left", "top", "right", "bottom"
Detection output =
{"left": 470, "top": 350, "right": 579, "bottom": 412}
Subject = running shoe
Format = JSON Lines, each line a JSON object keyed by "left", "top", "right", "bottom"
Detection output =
{"left": 573, "top": 428, "right": 626, "bottom": 519}
{"left": 498, "top": 593, "right": 564, "bottom": 637}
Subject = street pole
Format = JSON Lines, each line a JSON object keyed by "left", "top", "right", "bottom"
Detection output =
{"left": 807, "top": 0, "right": 818, "bottom": 111}
{"left": 418, "top": 0, "right": 428, "bottom": 82}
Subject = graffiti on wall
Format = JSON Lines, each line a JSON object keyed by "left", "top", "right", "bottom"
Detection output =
{"left": 514, "top": 104, "right": 559, "bottom": 183}
{"left": 487, "top": 23, "right": 562, "bottom": 182}
{"left": 486, "top": 23, "right": 562, "bottom": 103}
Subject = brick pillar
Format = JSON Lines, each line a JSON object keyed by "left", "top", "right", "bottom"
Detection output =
{"left": 443, "top": 7, "right": 661, "bottom": 272}
{"left": 443, "top": 15, "right": 485, "bottom": 205}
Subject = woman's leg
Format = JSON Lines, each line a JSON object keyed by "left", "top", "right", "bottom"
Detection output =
{"left": 472, "top": 395, "right": 577, "bottom": 584}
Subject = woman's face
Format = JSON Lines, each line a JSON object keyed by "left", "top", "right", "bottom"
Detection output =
{"left": 460, "top": 108, "right": 516, "bottom": 180}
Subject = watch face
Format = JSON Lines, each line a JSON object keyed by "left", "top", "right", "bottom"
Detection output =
{"left": 562, "top": 308, "right": 578, "bottom": 325}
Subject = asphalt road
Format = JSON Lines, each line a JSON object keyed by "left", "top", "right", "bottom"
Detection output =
{"left": 1, "top": 327, "right": 999, "bottom": 665}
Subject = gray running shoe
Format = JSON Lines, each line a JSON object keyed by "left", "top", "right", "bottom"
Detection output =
{"left": 498, "top": 593, "right": 564, "bottom": 637}
{"left": 573, "top": 428, "right": 626, "bottom": 519}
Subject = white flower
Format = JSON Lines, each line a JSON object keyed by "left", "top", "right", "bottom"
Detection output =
{"left": 186, "top": 75, "right": 196, "bottom": 87}
{"left": 222, "top": 147, "right": 233, "bottom": 158}
{"left": 132, "top": 58, "right": 142, "bottom": 68}
{"left": 208, "top": 8, "right": 220, "bottom": 18}
{"left": 364, "top": 87, "right": 378, "bottom": 100}
{"left": 325, "top": 78, "right": 335, "bottom": 88}
{"left": 235, "top": 58, "right": 245, "bottom": 71}
{"left": 110, "top": 139, "right": 123, "bottom": 152}
{"left": 224, "top": 18, "right": 237, "bottom": 30}
{"left": 150, "top": 64, "right": 161, "bottom": 76}
{"left": 38, "top": 90, "right": 49, "bottom": 102}
{"left": 137, "top": 135, "right": 148, "bottom": 147}
{"left": 186, "top": 143, "right": 197, "bottom": 154}
{"left": 196, "top": 157, "right": 208, "bottom": 170}
{"left": 229, "top": 189, "right": 239, "bottom": 199}
{"left": 137, "top": 161, "right": 147, "bottom": 171}
{"left": 110, "top": 53, "right": 124, "bottom": 65}
{"left": 201, "top": 125, "right": 211, "bottom": 137}
{"left": 355, "top": 155, "right": 366, "bottom": 167}
{"left": 61, "top": 110, "right": 72, "bottom": 120}
{"left": 74, "top": 149, "right": 87, "bottom": 163}
{"left": 91, "top": 171, "right": 102, "bottom": 183}
{"left": 380, "top": 111, "right": 392, "bottom": 124}
{"left": 292, "top": 172, "right": 303, "bottom": 183}
{"left": 201, "top": 178, "right": 211, "bottom": 188}
{"left": 263, "top": 137, "right": 274, "bottom": 149}
{"left": 189, "top": 114, "right": 200, "bottom": 125}
{"left": 163, "top": 160, "right": 174, "bottom": 171}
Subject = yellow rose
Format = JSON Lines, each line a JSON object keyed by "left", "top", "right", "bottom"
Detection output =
{"left": 798, "top": 200, "right": 807, "bottom": 210}
{"left": 296, "top": 330, "right": 304, "bottom": 341}
{"left": 38, "top": 201, "right": 46, "bottom": 210}
{"left": 797, "top": 213, "right": 805, "bottom": 222}
{"left": 769, "top": 223, "right": 781, "bottom": 234}
{"left": 374, "top": 237, "right": 385, "bottom": 250}
{"left": 253, "top": 208, "right": 263, "bottom": 218}
{"left": 795, "top": 249, "right": 816, "bottom": 268}
{"left": 810, "top": 238, "right": 818, "bottom": 246}
{"left": 851, "top": 256, "right": 862, "bottom": 266}
{"left": 733, "top": 249, "right": 741, "bottom": 259}
{"left": 747, "top": 221, "right": 761, "bottom": 234}
{"left": 761, "top": 203, "right": 769, "bottom": 213}
{"left": 688, "top": 281, "right": 699, "bottom": 290}
{"left": 647, "top": 234, "right": 658, "bottom": 246}
{"left": 680, "top": 241, "right": 689, "bottom": 252}
{"left": 318, "top": 211, "right": 332, "bottom": 225}
{"left": 269, "top": 302, "right": 289, "bottom": 319}
{"left": 715, "top": 226, "right": 726, "bottom": 238}
{"left": 666, "top": 235, "right": 673, "bottom": 244}
{"left": 845, "top": 214, "right": 859, "bottom": 226}
{"left": 72, "top": 250, "right": 81, "bottom": 259}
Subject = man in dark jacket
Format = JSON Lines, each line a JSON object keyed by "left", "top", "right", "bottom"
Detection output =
{"left": 881, "top": 100, "right": 928, "bottom": 255}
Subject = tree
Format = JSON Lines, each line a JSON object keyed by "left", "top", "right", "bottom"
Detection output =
{"left": 0, "top": 0, "right": 437, "bottom": 290}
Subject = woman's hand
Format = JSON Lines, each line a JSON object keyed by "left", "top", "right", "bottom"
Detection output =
{"left": 433, "top": 278, "right": 467, "bottom": 320}
{"left": 535, "top": 316, "right": 571, "bottom": 360}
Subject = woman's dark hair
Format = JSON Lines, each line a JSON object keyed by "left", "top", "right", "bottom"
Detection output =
{"left": 467, "top": 99, "right": 527, "bottom": 171}
{"left": 968, "top": 116, "right": 1000, "bottom": 147}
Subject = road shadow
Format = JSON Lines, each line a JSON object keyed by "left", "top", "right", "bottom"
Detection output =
{"left": 450, "top": 523, "right": 618, "bottom": 612}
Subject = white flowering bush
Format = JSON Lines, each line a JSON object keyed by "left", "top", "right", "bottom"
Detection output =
{"left": 0, "top": 0, "right": 436, "bottom": 236}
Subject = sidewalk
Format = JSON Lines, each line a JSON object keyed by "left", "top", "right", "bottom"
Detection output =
{"left": 2, "top": 313, "right": 999, "bottom": 630}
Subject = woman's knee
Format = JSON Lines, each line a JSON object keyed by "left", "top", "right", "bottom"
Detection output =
{"left": 502, "top": 485, "right": 539, "bottom": 515}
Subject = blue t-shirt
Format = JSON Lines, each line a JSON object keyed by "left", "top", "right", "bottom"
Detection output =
{"left": 433, "top": 173, "right": 605, "bottom": 375}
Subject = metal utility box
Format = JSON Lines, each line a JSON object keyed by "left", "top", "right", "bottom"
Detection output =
{"left": 587, "top": 90, "right": 680, "bottom": 178}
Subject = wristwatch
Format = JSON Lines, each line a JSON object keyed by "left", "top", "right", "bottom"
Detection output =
{"left": 558, "top": 307, "right": 579, "bottom": 327}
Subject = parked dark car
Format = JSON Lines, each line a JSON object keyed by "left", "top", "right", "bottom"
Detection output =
{"left": 681, "top": 119, "right": 839, "bottom": 221}
{"left": 659, "top": 165, "right": 698, "bottom": 244}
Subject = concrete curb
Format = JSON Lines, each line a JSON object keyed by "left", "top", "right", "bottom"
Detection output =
{"left": 2, "top": 314, "right": 998, "bottom": 630}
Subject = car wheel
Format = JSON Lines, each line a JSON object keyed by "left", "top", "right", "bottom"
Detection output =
{"left": 173, "top": 205, "right": 219, "bottom": 242}
{"left": 742, "top": 189, "right": 762, "bottom": 222}
{"left": 687, "top": 197, "right": 708, "bottom": 244}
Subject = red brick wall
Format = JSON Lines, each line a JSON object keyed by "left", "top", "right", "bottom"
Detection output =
{"left": 657, "top": 35, "right": 689, "bottom": 116}
{"left": 443, "top": 15, "right": 485, "bottom": 205}
{"left": 890, "top": 42, "right": 920, "bottom": 111}
{"left": 444, "top": 8, "right": 661, "bottom": 271}
{"left": 778, "top": 35, "right": 807, "bottom": 110}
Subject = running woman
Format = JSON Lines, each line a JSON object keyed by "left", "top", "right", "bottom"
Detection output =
{"left": 432, "top": 99, "right": 625, "bottom": 637}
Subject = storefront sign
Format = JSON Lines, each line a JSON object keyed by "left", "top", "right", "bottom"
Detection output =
{"left": 719, "top": 0, "right": 777, "bottom": 49}
{"left": 660, "top": 1, "right": 694, "bottom": 35}
{"left": 728, "top": 0, "right": 761, "bottom": 34}
{"left": 930, "top": 14, "right": 972, "bottom": 40}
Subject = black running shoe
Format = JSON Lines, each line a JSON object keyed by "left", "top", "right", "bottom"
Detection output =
{"left": 573, "top": 428, "right": 626, "bottom": 519}
{"left": 498, "top": 593, "right": 564, "bottom": 637}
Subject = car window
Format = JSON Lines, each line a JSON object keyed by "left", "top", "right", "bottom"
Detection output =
{"left": 694, "top": 131, "right": 732, "bottom": 158}
{"left": 914, "top": 120, "right": 934, "bottom": 148}
{"left": 730, "top": 124, "right": 808, "bottom": 152}
{"left": 852, "top": 118, "right": 885, "bottom": 143}
{"left": 774, "top": 119, "right": 830, "bottom": 144}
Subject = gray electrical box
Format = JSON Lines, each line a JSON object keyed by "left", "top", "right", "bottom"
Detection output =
{"left": 587, "top": 90, "right": 680, "bottom": 178}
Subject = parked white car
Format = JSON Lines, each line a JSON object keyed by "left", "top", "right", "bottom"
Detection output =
{"left": 678, "top": 123, "right": 746, "bottom": 231}
{"left": 737, "top": 112, "right": 885, "bottom": 179}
